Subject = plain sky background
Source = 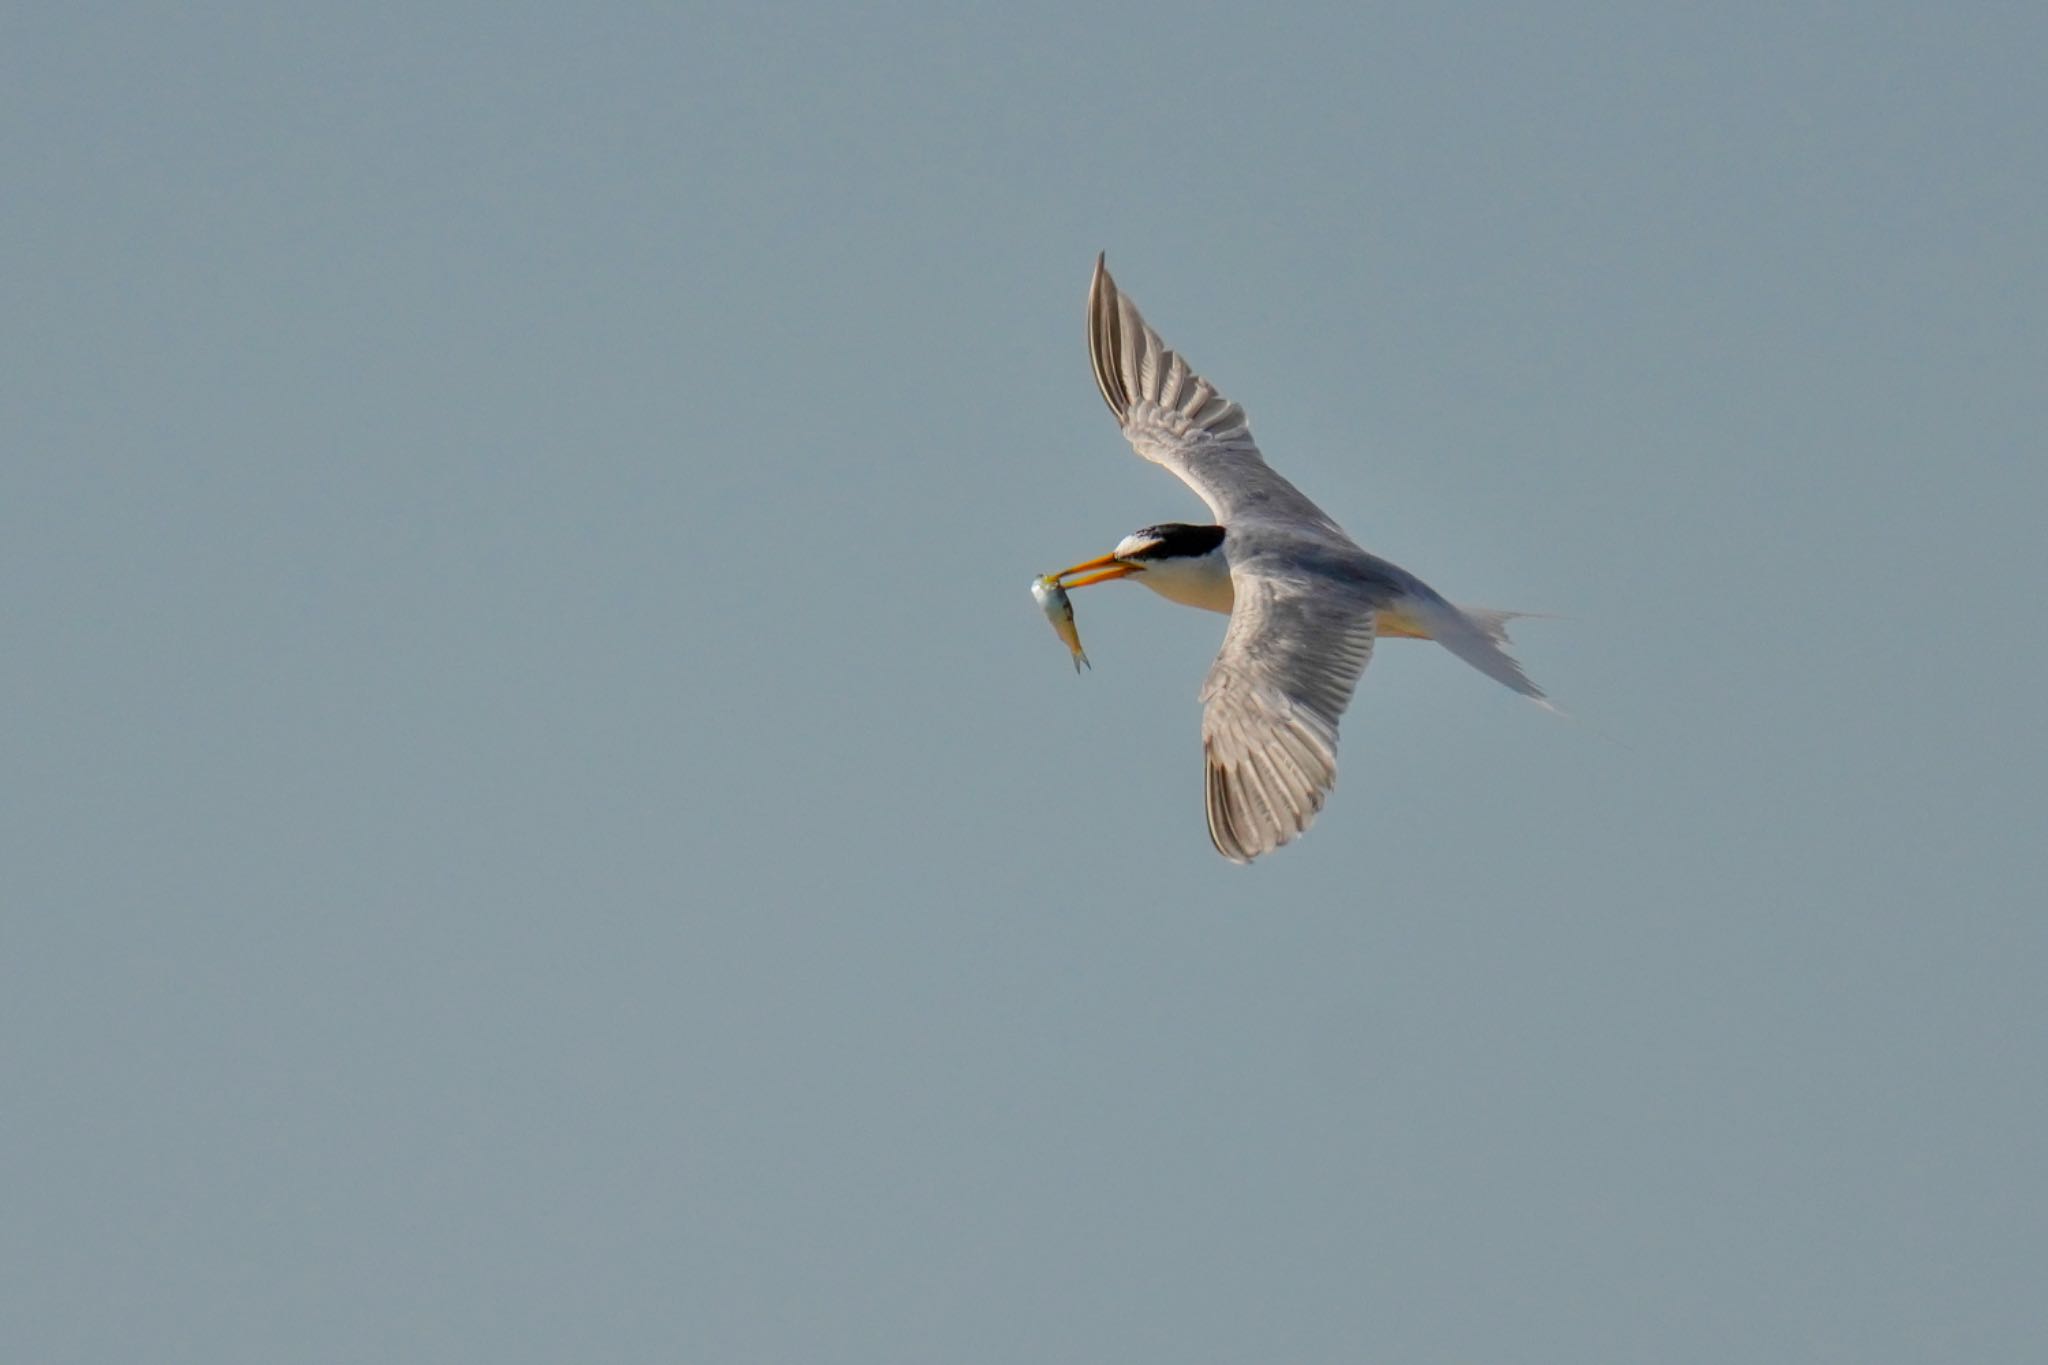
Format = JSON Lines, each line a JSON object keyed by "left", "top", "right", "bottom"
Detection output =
{"left": 6, "top": 3, "right": 2045, "bottom": 1361}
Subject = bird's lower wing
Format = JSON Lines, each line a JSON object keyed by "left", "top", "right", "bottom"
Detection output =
{"left": 1200, "top": 570, "right": 1378, "bottom": 863}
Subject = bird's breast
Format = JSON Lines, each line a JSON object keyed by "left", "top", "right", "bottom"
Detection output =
{"left": 1135, "top": 549, "right": 1235, "bottom": 614}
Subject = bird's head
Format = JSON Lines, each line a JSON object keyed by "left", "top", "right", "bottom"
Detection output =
{"left": 1052, "top": 523, "right": 1227, "bottom": 586}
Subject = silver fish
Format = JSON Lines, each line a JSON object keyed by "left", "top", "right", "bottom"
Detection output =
{"left": 1030, "top": 575, "right": 1090, "bottom": 672}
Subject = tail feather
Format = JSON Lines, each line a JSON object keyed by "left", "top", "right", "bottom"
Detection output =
{"left": 1454, "top": 606, "right": 1528, "bottom": 647}
{"left": 1377, "top": 604, "right": 1550, "bottom": 645}
{"left": 1396, "top": 595, "right": 1559, "bottom": 712}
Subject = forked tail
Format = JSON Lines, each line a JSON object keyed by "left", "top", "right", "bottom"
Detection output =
{"left": 1455, "top": 606, "right": 1531, "bottom": 649}
{"left": 1392, "top": 595, "right": 1561, "bottom": 713}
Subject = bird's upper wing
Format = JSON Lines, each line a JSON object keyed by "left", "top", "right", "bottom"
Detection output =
{"left": 1200, "top": 562, "right": 1379, "bottom": 863}
{"left": 1088, "top": 255, "right": 1344, "bottom": 534}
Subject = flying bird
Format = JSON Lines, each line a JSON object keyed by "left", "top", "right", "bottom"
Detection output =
{"left": 1047, "top": 255, "right": 1552, "bottom": 863}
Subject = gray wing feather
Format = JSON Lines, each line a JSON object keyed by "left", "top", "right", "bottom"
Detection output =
{"left": 1088, "top": 255, "right": 1345, "bottom": 534}
{"left": 1201, "top": 568, "right": 1378, "bottom": 863}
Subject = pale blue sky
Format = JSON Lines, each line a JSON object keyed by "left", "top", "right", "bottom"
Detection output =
{"left": 5, "top": 3, "right": 2045, "bottom": 1361}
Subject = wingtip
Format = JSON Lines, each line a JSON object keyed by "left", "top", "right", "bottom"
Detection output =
{"left": 1086, "top": 252, "right": 1127, "bottom": 423}
{"left": 1090, "top": 252, "right": 1115, "bottom": 303}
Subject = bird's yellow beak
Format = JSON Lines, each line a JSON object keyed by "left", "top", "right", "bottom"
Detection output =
{"left": 1053, "top": 552, "right": 1141, "bottom": 588}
